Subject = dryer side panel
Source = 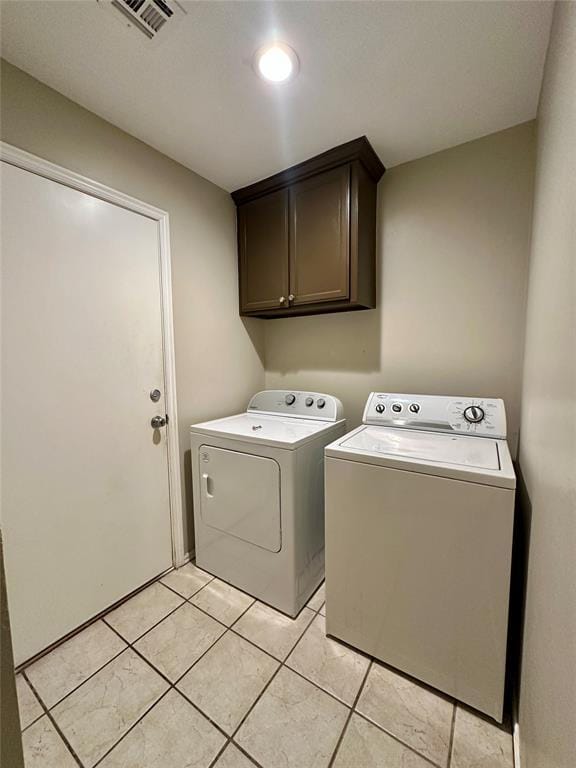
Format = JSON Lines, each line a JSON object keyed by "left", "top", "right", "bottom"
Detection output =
{"left": 198, "top": 445, "right": 281, "bottom": 553}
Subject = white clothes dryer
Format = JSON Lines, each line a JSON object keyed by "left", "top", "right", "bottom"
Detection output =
{"left": 190, "top": 390, "right": 345, "bottom": 616}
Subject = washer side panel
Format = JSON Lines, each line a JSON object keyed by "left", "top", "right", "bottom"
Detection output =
{"left": 325, "top": 456, "right": 514, "bottom": 720}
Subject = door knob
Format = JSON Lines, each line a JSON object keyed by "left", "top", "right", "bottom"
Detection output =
{"left": 279, "top": 296, "right": 286, "bottom": 304}
{"left": 288, "top": 294, "right": 295, "bottom": 302}
{"left": 150, "top": 415, "right": 167, "bottom": 428}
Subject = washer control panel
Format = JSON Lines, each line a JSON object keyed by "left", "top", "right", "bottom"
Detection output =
{"left": 363, "top": 393, "right": 506, "bottom": 438}
{"left": 247, "top": 390, "right": 344, "bottom": 422}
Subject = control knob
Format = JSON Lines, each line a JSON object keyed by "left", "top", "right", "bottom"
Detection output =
{"left": 375, "top": 404, "right": 385, "bottom": 414}
{"left": 305, "top": 397, "right": 314, "bottom": 407}
{"left": 391, "top": 403, "right": 402, "bottom": 413}
{"left": 409, "top": 403, "right": 420, "bottom": 414}
{"left": 317, "top": 398, "right": 326, "bottom": 409}
{"left": 463, "top": 405, "right": 485, "bottom": 424}
{"left": 285, "top": 394, "right": 296, "bottom": 406}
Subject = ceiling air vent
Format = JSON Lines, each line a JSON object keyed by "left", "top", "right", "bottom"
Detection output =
{"left": 104, "top": 0, "right": 184, "bottom": 40}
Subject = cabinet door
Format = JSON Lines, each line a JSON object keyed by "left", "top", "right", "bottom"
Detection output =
{"left": 238, "top": 189, "right": 289, "bottom": 313}
{"left": 289, "top": 165, "right": 350, "bottom": 305}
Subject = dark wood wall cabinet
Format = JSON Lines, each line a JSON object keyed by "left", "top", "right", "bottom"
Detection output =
{"left": 232, "top": 137, "right": 385, "bottom": 318}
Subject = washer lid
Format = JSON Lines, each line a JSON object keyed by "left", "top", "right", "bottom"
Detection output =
{"left": 191, "top": 413, "right": 342, "bottom": 449}
{"left": 341, "top": 426, "right": 500, "bottom": 470}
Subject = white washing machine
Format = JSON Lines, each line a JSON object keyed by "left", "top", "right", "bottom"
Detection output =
{"left": 324, "top": 392, "right": 515, "bottom": 721}
{"left": 190, "top": 390, "right": 345, "bottom": 616}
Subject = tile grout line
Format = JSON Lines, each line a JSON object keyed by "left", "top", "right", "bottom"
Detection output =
{"left": 102, "top": 602, "right": 182, "bottom": 645}
{"left": 220, "top": 590, "right": 345, "bottom": 765}
{"left": 352, "top": 709, "right": 450, "bottom": 768}
{"left": 18, "top": 675, "right": 45, "bottom": 734}
{"left": 20, "top": 576, "right": 191, "bottom": 716}
{"left": 177, "top": 571, "right": 325, "bottom": 619}
{"left": 203, "top": 590, "right": 328, "bottom": 768}
{"left": 19, "top": 571, "right": 323, "bottom": 766}
{"left": 88, "top": 623, "right": 233, "bottom": 768}
{"left": 327, "top": 659, "right": 373, "bottom": 768}
{"left": 99, "top": 580, "right": 299, "bottom": 766}
{"left": 230, "top": 741, "right": 263, "bottom": 768}
{"left": 22, "top": 670, "right": 85, "bottom": 768}
{"left": 27, "top": 582, "right": 189, "bottom": 721}
{"left": 447, "top": 702, "right": 458, "bottom": 768}
{"left": 228, "top": 611, "right": 315, "bottom": 665}
{"left": 207, "top": 735, "right": 263, "bottom": 768}
{"left": 205, "top": 738, "right": 234, "bottom": 768}
{"left": 19, "top": 712, "right": 44, "bottom": 734}
{"left": 163, "top": 579, "right": 318, "bottom": 677}
{"left": 282, "top": 608, "right": 321, "bottom": 660}
{"left": 102, "top": 580, "right": 188, "bottom": 640}
{"left": 15, "top": 566, "right": 176, "bottom": 676}
{"left": 23, "top": 569, "right": 461, "bottom": 768}
{"left": 270, "top": 611, "right": 370, "bottom": 710}
{"left": 222, "top": 624, "right": 309, "bottom": 764}
{"left": 221, "top": 598, "right": 450, "bottom": 768}
{"left": 102, "top": 614, "right": 232, "bottom": 738}
{"left": 24, "top": 635, "right": 130, "bottom": 717}
{"left": 23, "top": 571, "right": 256, "bottom": 765}
{"left": 157, "top": 572, "right": 323, "bottom": 641}
{"left": 54, "top": 573, "right": 433, "bottom": 767}
{"left": 92, "top": 687, "right": 174, "bottom": 768}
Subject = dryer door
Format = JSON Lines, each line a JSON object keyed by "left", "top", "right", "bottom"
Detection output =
{"left": 198, "top": 445, "right": 281, "bottom": 552}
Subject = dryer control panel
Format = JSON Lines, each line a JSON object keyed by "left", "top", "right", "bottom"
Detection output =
{"left": 247, "top": 390, "right": 344, "bottom": 422}
{"left": 363, "top": 393, "right": 507, "bottom": 438}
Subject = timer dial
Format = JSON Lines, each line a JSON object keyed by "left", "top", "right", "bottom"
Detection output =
{"left": 285, "top": 394, "right": 296, "bottom": 406}
{"left": 463, "top": 405, "right": 485, "bottom": 424}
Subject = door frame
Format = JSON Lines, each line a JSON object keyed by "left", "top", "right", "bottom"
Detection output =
{"left": 0, "top": 141, "right": 186, "bottom": 567}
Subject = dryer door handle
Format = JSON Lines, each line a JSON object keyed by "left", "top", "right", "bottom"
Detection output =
{"left": 202, "top": 473, "right": 214, "bottom": 499}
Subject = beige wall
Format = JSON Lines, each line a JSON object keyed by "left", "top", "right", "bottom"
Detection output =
{"left": 517, "top": 4, "right": 576, "bottom": 768}
{"left": 0, "top": 64, "right": 537, "bottom": 549}
{"left": 265, "top": 123, "right": 535, "bottom": 455}
{"left": 0, "top": 61, "right": 265, "bottom": 554}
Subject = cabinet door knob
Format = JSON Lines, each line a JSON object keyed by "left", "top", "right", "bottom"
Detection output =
{"left": 279, "top": 296, "right": 286, "bottom": 304}
{"left": 288, "top": 294, "right": 295, "bottom": 302}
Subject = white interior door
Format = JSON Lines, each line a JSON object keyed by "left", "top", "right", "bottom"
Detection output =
{"left": 1, "top": 162, "right": 174, "bottom": 665}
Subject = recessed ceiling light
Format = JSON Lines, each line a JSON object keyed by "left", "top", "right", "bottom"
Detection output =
{"left": 255, "top": 42, "right": 299, "bottom": 84}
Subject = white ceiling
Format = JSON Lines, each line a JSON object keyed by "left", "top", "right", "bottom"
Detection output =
{"left": 1, "top": 0, "right": 553, "bottom": 191}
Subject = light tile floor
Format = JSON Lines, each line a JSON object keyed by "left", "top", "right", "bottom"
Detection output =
{"left": 16, "top": 564, "right": 514, "bottom": 768}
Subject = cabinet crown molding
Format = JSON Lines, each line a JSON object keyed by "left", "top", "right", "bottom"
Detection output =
{"left": 231, "top": 136, "right": 385, "bottom": 205}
